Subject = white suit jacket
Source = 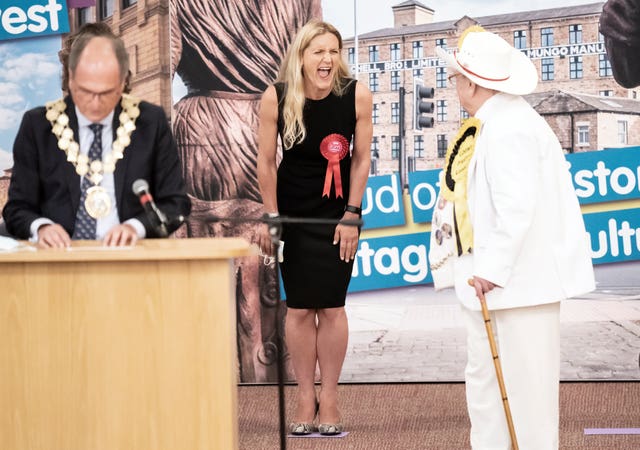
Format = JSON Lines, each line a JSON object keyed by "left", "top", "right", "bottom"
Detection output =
{"left": 453, "top": 93, "right": 595, "bottom": 311}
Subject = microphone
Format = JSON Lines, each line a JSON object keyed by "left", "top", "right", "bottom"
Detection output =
{"left": 132, "top": 179, "right": 169, "bottom": 237}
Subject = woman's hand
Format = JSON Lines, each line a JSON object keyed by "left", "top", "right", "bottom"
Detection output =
{"left": 257, "top": 221, "right": 274, "bottom": 256}
{"left": 333, "top": 211, "right": 359, "bottom": 262}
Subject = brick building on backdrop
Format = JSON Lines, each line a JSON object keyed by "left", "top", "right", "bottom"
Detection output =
{"left": 343, "top": 1, "right": 640, "bottom": 177}
{"left": 67, "top": 0, "right": 172, "bottom": 115}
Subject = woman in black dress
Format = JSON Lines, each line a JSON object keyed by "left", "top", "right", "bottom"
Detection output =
{"left": 257, "top": 20, "right": 372, "bottom": 435}
{"left": 170, "top": 0, "right": 322, "bottom": 383}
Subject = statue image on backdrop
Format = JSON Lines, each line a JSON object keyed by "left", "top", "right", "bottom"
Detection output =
{"left": 169, "top": 0, "right": 322, "bottom": 382}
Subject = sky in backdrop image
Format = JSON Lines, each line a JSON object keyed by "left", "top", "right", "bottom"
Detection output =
{"left": 0, "top": 35, "right": 61, "bottom": 171}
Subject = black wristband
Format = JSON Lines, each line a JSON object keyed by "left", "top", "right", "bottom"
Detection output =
{"left": 344, "top": 204, "right": 362, "bottom": 214}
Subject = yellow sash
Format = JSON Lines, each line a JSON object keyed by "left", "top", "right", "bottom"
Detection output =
{"left": 440, "top": 117, "right": 481, "bottom": 255}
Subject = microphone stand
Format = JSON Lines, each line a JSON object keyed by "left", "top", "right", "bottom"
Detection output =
{"left": 210, "top": 214, "right": 362, "bottom": 450}
{"left": 265, "top": 217, "right": 287, "bottom": 450}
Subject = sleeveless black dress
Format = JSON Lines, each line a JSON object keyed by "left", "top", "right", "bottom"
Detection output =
{"left": 275, "top": 79, "right": 358, "bottom": 309}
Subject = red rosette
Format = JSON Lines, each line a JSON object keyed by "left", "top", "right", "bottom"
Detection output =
{"left": 320, "top": 133, "right": 349, "bottom": 198}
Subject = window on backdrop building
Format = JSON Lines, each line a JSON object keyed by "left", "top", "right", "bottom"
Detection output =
{"left": 369, "top": 72, "right": 379, "bottom": 92}
{"left": 372, "top": 103, "right": 379, "bottom": 124}
{"left": 599, "top": 90, "right": 613, "bottom": 96}
{"left": 435, "top": 38, "right": 446, "bottom": 48}
{"left": 391, "top": 71, "right": 400, "bottom": 91}
{"left": 414, "top": 135, "right": 424, "bottom": 158}
{"left": 460, "top": 108, "right": 469, "bottom": 120}
{"left": 99, "top": 0, "right": 114, "bottom": 20}
{"left": 413, "top": 68, "right": 423, "bottom": 79}
{"left": 577, "top": 123, "right": 589, "bottom": 146}
{"left": 541, "top": 27, "right": 554, "bottom": 47}
{"left": 77, "top": 7, "right": 91, "bottom": 26}
{"left": 390, "top": 43, "right": 401, "bottom": 61}
{"left": 436, "top": 67, "right": 446, "bottom": 88}
{"left": 371, "top": 136, "right": 379, "bottom": 157}
{"left": 369, "top": 45, "right": 379, "bottom": 62}
{"left": 436, "top": 99, "right": 447, "bottom": 122}
{"left": 437, "top": 134, "right": 447, "bottom": 158}
{"left": 412, "top": 41, "right": 423, "bottom": 59}
{"left": 370, "top": 137, "right": 379, "bottom": 175}
{"left": 348, "top": 48, "right": 355, "bottom": 64}
{"left": 599, "top": 54, "right": 612, "bottom": 77}
{"left": 570, "top": 56, "right": 583, "bottom": 79}
{"left": 391, "top": 136, "right": 400, "bottom": 160}
{"left": 569, "top": 24, "right": 582, "bottom": 44}
{"left": 123, "top": 0, "right": 137, "bottom": 8}
{"left": 391, "top": 102, "right": 399, "bottom": 124}
{"left": 513, "top": 30, "right": 526, "bottom": 49}
{"left": 618, "top": 120, "right": 628, "bottom": 144}
{"left": 542, "top": 58, "right": 554, "bottom": 81}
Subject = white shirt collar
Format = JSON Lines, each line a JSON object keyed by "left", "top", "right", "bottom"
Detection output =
{"left": 75, "top": 107, "right": 114, "bottom": 129}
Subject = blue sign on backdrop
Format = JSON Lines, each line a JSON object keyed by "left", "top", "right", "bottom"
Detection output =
{"left": 0, "top": 0, "right": 69, "bottom": 42}
{"left": 584, "top": 208, "right": 640, "bottom": 264}
{"left": 349, "top": 232, "right": 431, "bottom": 292}
{"left": 408, "top": 169, "right": 441, "bottom": 223}
{"left": 361, "top": 173, "right": 405, "bottom": 229}
{"left": 568, "top": 146, "right": 640, "bottom": 204}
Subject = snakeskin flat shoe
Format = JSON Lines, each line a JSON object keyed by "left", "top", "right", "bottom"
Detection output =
{"left": 318, "top": 422, "right": 344, "bottom": 435}
{"left": 289, "top": 422, "right": 317, "bottom": 435}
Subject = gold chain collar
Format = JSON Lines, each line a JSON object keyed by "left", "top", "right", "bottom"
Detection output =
{"left": 45, "top": 94, "right": 140, "bottom": 186}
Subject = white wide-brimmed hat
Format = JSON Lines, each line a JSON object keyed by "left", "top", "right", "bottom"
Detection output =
{"left": 436, "top": 29, "right": 538, "bottom": 95}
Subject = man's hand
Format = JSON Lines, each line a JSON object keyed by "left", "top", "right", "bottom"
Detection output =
{"left": 37, "top": 224, "right": 71, "bottom": 248}
{"left": 103, "top": 223, "right": 138, "bottom": 247}
{"left": 468, "top": 276, "right": 497, "bottom": 300}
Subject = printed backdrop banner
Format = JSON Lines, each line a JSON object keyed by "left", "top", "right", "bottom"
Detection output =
{"left": 0, "top": 0, "right": 69, "bottom": 41}
{"left": 2, "top": 1, "right": 629, "bottom": 385}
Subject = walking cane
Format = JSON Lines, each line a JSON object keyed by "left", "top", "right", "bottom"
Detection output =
{"left": 467, "top": 279, "right": 519, "bottom": 450}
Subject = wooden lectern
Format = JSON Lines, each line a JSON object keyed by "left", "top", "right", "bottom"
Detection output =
{"left": 0, "top": 237, "right": 251, "bottom": 450}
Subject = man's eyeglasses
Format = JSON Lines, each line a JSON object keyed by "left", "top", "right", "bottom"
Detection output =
{"left": 448, "top": 73, "right": 461, "bottom": 86}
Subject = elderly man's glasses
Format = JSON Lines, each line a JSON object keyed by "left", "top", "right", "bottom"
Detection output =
{"left": 448, "top": 73, "right": 462, "bottom": 86}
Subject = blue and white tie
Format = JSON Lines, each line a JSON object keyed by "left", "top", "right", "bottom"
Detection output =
{"left": 73, "top": 123, "right": 102, "bottom": 240}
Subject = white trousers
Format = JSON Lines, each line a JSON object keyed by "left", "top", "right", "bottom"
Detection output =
{"left": 462, "top": 302, "right": 561, "bottom": 450}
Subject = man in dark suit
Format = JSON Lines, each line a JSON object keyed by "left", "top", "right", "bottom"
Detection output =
{"left": 2, "top": 25, "right": 190, "bottom": 248}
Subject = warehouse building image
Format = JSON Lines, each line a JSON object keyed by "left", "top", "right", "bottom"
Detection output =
{"left": 343, "top": 1, "right": 640, "bottom": 176}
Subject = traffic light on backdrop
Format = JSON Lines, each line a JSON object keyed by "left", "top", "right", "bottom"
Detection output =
{"left": 414, "top": 79, "right": 434, "bottom": 130}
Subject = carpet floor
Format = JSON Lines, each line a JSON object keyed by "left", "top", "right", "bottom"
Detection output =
{"left": 238, "top": 382, "right": 639, "bottom": 449}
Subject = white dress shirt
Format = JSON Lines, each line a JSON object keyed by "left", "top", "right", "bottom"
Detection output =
{"left": 30, "top": 107, "right": 145, "bottom": 241}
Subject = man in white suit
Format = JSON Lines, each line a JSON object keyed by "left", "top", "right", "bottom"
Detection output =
{"left": 431, "top": 28, "right": 595, "bottom": 449}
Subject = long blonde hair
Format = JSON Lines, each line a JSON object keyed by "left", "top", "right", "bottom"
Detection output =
{"left": 277, "top": 20, "right": 351, "bottom": 149}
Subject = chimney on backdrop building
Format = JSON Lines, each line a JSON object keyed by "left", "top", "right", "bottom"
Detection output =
{"left": 392, "top": 0, "right": 434, "bottom": 27}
